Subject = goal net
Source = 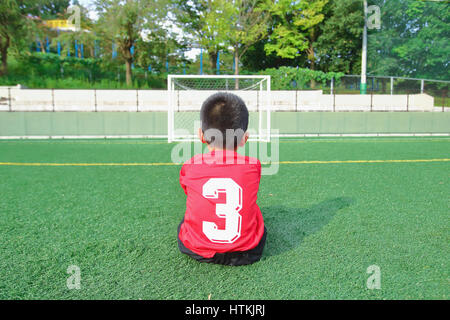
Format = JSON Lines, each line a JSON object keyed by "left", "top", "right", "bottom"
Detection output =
{"left": 167, "top": 75, "right": 271, "bottom": 142}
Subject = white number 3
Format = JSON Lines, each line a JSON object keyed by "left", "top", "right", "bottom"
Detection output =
{"left": 202, "top": 178, "right": 243, "bottom": 243}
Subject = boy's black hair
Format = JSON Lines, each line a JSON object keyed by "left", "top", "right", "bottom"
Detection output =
{"left": 200, "top": 92, "right": 249, "bottom": 149}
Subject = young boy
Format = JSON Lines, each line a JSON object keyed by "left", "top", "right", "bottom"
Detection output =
{"left": 177, "top": 92, "right": 266, "bottom": 266}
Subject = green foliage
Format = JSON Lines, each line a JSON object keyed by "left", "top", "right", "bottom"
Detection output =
{"left": 368, "top": 0, "right": 450, "bottom": 80}
{"left": 0, "top": 52, "right": 167, "bottom": 89}
{"left": 173, "top": 0, "right": 228, "bottom": 64}
{"left": 241, "top": 37, "right": 308, "bottom": 72}
{"left": 265, "top": 0, "right": 328, "bottom": 60}
{"left": 0, "top": 0, "right": 29, "bottom": 74}
{"left": 172, "top": 0, "right": 268, "bottom": 72}
{"left": 316, "top": 0, "right": 363, "bottom": 74}
{"left": 21, "top": 0, "right": 71, "bottom": 20}
{"left": 256, "top": 66, "right": 344, "bottom": 90}
{"left": 0, "top": 52, "right": 344, "bottom": 89}
{"left": 198, "top": 0, "right": 271, "bottom": 74}
{"left": 1, "top": 0, "right": 448, "bottom": 86}
{"left": 94, "top": 0, "right": 171, "bottom": 85}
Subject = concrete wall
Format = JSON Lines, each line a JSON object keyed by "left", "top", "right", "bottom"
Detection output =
{"left": 271, "top": 112, "right": 450, "bottom": 135}
{"left": 1, "top": 112, "right": 449, "bottom": 138}
{"left": 1, "top": 87, "right": 448, "bottom": 138}
{"left": 0, "top": 87, "right": 446, "bottom": 112}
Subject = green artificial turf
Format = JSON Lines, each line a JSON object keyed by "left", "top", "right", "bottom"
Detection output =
{"left": 0, "top": 137, "right": 449, "bottom": 299}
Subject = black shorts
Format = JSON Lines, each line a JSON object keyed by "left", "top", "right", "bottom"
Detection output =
{"left": 177, "top": 219, "right": 267, "bottom": 266}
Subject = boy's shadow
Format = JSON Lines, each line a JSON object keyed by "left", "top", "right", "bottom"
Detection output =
{"left": 261, "top": 197, "right": 355, "bottom": 258}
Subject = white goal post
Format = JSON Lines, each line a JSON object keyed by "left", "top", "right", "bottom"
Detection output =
{"left": 167, "top": 75, "right": 271, "bottom": 143}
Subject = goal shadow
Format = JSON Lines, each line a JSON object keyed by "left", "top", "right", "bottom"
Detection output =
{"left": 261, "top": 197, "right": 355, "bottom": 259}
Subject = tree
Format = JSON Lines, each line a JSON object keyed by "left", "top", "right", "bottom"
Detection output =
{"left": 231, "top": 0, "right": 271, "bottom": 76}
{"left": 136, "top": 28, "right": 184, "bottom": 73}
{"left": 52, "top": 3, "right": 96, "bottom": 58}
{"left": 24, "top": 0, "right": 71, "bottom": 20}
{"left": 241, "top": 37, "right": 308, "bottom": 72}
{"left": 174, "top": 0, "right": 271, "bottom": 76}
{"left": 201, "top": 0, "right": 238, "bottom": 72}
{"left": 94, "top": 0, "right": 168, "bottom": 86}
{"left": 208, "top": 0, "right": 271, "bottom": 76}
{"left": 315, "top": 0, "right": 363, "bottom": 74}
{"left": 0, "top": 0, "right": 34, "bottom": 76}
{"left": 264, "top": 0, "right": 328, "bottom": 72}
{"left": 172, "top": 0, "right": 228, "bottom": 72}
{"left": 368, "top": 0, "right": 450, "bottom": 80}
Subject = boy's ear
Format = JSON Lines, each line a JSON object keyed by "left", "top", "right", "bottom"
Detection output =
{"left": 198, "top": 128, "right": 206, "bottom": 144}
{"left": 238, "top": 131, "right": 249, "bottom": 147}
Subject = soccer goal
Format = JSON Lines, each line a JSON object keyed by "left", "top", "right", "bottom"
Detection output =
{"left": 167, "top": 75, "right": 271, "bottom": 143}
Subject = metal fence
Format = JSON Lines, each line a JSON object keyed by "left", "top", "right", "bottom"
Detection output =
{"left": 1, "top": 75, "right": 448, "bottom": 113}
{"left": 287, "top": 75, "right": 449, "bottom": 110}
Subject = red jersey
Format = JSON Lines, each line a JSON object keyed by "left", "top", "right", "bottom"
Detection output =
{"left": 178, "top": 150, "right": 265, "bottom": 258}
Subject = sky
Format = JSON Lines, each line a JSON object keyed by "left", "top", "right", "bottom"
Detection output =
{"left": 76, "top": 0, "right": 98, "bottom": 20}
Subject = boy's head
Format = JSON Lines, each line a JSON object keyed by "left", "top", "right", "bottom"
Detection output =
{"left": 199, "top": 92, "right": 249, "bottom": 150}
